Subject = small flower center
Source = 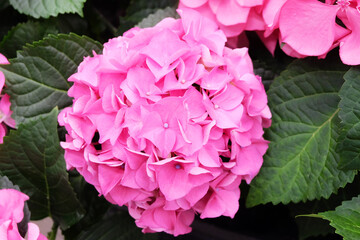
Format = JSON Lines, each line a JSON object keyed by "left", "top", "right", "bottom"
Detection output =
{"left": 214, "top": 104, "right": 219, "bottom": 109}
{"left": 175, "top": 164, "right": 181, "bottom": 169}
{"left": 181, "top": 79, "right": 186, "bottom": 84}
{"left": 163, "top": 123, "right": 169, "bottom": 128}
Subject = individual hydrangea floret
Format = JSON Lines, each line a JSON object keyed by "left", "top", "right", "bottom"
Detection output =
{"left": 0, "top": 188, "right": 47, "bottom": 240}
{"left": 59, "top": 9, "right": 271, "bottom": 236}
{"left": 0, "top": 54, "right": 16, "bottom": 143}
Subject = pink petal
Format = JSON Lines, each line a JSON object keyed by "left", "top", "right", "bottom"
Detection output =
{"left": 209, "top": 0, "right": 250, "bottom": 26}
{"left": 279, "top": 0, "right": 339, "bottom": 56}
{"left": 339, "top": 8, "right": 360, "bottom": 65}
{"left": 180, "top": 0, "right": 208, "bottom": 8}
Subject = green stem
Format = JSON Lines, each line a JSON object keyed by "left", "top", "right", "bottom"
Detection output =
{"left": 92, "top": 7, "right": 117, "bottom": 35}
{"left": 47, "top": 222, "right": 59, "bottom": 240}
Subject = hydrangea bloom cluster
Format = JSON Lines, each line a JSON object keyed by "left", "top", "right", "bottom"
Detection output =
{"left": 0, "top": 189, "right": 47, "bottom": 240}
{"left": 59, "top": 9, "right": 271, "bottom": 236}
{"left": 179, "top": 0, "right": 360, "bottom": 65}
{"left": 0, "top": 54, "right": 16, "bottom": 143}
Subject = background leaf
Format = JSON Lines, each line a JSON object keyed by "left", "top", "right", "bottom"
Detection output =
{"left": 247, "top": 59, "right": 356, "bottom": 207}
{"left": 8, "top": 0, "right": 87, "bottom": 19}
{"left": 0, "top": 33, "right": 102, "bottom": 124}
{"left": 0, "top": 108, "right": 84, "bottom": 229}
{"left": 319, "top": 195, "right": 360, "bottom": 240}
{"left": 0, "top": 21, "right": 58, "bottom": 58}
{"left": 136, "top": 7, "right": 177, "bottom": 29}
{"left": 337, "top": 67, "right": 360, "bottom": 170}
{"left": 76, "top": 208, "right": 158, "bottom": 240}
{"left": 117, "top": 0, "right": 177, "bottom": 34}
{"left": 288, "top": 174, "right": 360, "bottom": 239}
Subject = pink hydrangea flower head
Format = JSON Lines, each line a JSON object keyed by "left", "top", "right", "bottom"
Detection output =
{"left": 59, "top": 9, "right": 271, "bottom": 236}
{"left": 0, "top": 189, "right": 47, "bottom": 240}
{"left": 0, "top": 54, "right": 16, "bottom": 143}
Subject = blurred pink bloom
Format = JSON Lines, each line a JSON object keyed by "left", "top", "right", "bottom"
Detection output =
{"left": 0, "top": 189, "right": 47, "bottom": 240}
{"left": 59, "top": 9, "right": 271, "bottom": 236}
{"left": 0, "top": 54, "right": 16, "bottom": 143}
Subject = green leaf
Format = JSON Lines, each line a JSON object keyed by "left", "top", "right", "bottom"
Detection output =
{"left": 126, "top": 0, "right": 177, "bottom": 16}
{"left": 76, "top": 210, "right": 158, "bottom": 240}
{"left": 0, "top": 108, "right": 84, "bottom": 229}
{"left": 117, "top": 0, "right": 178, "bottom": 34}
{"left": 0, "top": 21, "right": 58, "bottom": 58}
{"left": 289, "top": 175, "right": 360, "bottom": 239}
{"left": 0, "top": 33, "right": 102, "bottom": 124}
{"left": 319, "top": 195, "right": 360, "bottom": 240}
{"left": 136, "top": 7, "right": 178, "bottom": 29}
{"left": 246, "top": 59, "right": 356, "bottom": 207}
{"left": 8, "top": 0, "right": 87, "bottom": 19}
{"left": 63, "top": 174, "right": 111, "bottom": 240}
{"left": 337, "top": 67, "right": 360, "bottom": 170}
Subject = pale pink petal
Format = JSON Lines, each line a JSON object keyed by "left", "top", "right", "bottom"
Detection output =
{"left": 339, "top": 8, "right": 360, "bottom": 65}
{"left": 279, "top": 0, "right": 339, "bottom": 56}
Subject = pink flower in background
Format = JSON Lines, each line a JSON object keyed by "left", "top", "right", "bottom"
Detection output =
{"left": 0, "top": 54, "right": 16, "bottom": 143}
{"left": 278, "top": 0, "right": 360, "bottom": 65}
{"left": 0, "top": 189, "right": 47, "bottom": 240}
{"left": 179, "top": 0, "right": 360, "bottom": 65}
{"left": 59, "top": 9, "right": 271, "bottom": 236}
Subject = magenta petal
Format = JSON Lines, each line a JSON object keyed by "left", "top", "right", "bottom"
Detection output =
{"left": 98, "top": 165, "right": 123, "bottom": 195}
{"left": 181, "top": 0, "right": 208, "bottom": 8}
{"left": 209, "top": 0, "right": 250, "bottom": 26}
{"left": 0, "top": 189, "right": 28, "bottom": 223}
{"left": 339, "top": 8, "right": 360, "bottom": 65}
{"left": 279, "top": 0, "right": 339, "bottom": 56}
{"left": 200, "top": 194, "right": 225, "bottom": 219}
{"left": 0, "top": 53, "right": 9, "bottom": 64}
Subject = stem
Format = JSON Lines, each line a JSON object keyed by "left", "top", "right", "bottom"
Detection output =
{"left": 92, "top": 7, "right": 117, "bottom": 35}
{"left": 47, "top": 222, "right": 59, "bottom": 240}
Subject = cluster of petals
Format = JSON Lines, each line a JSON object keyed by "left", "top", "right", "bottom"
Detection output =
{"left": 59, "top": 9, "right": 271, "bottom": 236}
{"left": 0, "top": 54, "right": 16, "bottom": 143}
{"left": 178, "top": 0, "right": 360, "bottom": 65}
{"left": 0, "top": 189, "right": 47, "bottom": 240}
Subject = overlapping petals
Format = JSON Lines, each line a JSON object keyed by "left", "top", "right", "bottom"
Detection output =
{"left": 179, "top": 0, "right": 360, "bottom": 65}
{"left": 0, "top": 189, "right": 47, "bottom": 240}
{"left": 59, "top": 9, "right": 271, "bottom": 236}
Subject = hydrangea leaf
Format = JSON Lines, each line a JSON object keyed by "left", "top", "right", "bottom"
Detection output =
{"left": 76, "top": 210, "right": 158, "bottom": 240}
{"left": 337, "top": 67, "right": 360, "bottom": 170}
{"left": 118, "top": 0, "right": 178, "bottom": 34}
{"left": 0, "top": 108, "right": 84, "bottom": 229}
{"left": 289, "top": 176, "right": 360, "bottom": 239}
{"left": 0, "top": 33, "right": 102, "bottom": 124}
{"left": 0, "top": 21, "right": 58, "bottom": 58}
{"left": 8, "top": 0, "right": 87, "bottom": 19}
{"left": 319, "top": 195, "right": 360, "bottom": 240}
{"left": 126, "top": 0, "right": 178, "bottom": 16}
{"left": 247, "top": 59, "right": 356, "bottom": 207}
{"left": 136, "top": 7, "right": 178, "bottom": 29}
